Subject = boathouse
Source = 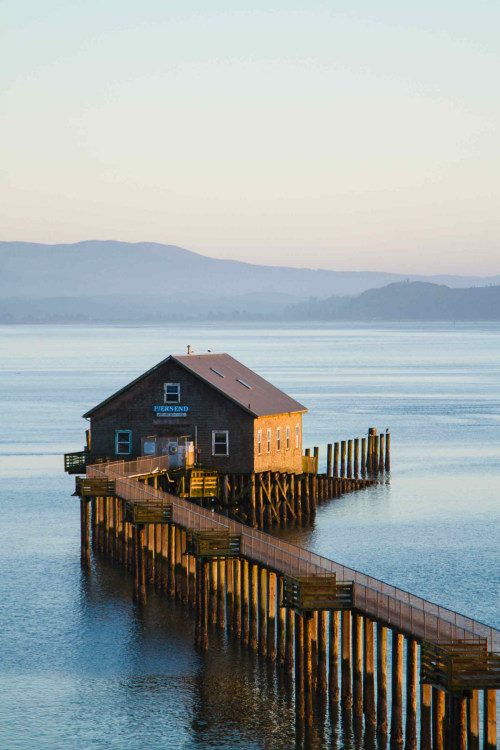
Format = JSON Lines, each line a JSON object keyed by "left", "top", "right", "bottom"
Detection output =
{"left": 82, "top": 352, "right": 307, "bottom": 474}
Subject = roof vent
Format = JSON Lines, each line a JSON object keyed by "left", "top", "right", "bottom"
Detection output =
{"left": 237, "top": 378, "right": 253, "bottom": 390}
{"left": 210, "top": 367, "right": 225, "bottom": 378}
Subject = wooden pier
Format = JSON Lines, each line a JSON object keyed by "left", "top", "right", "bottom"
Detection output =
{"left": 75, "top": 455, "right": 499, "bottom": 749}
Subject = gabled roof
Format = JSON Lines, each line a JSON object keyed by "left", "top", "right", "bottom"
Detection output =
{"left": 83, "top": 352, "right": 307, "bottom": 419}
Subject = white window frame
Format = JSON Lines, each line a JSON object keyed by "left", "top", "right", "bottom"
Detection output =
{"left": 295, "top": 425, "right": 299, "bottom": 449}
{"left": 212, "top": 430, "right": 229, "bottom": 456}
{"left": 276, "top": 427, "right": 281, "bottom": 452}
{"left": 257, "top": 429, "right": 262, "bottom": 455}
{"left": 164, "top": 382, "right": 180, "bottom": 404}
{"left": 286, "top": 426, "right": 290, "bottom": 450}
{"left": 115, "top": 429, "right": 132, "bottom": 455}
{"left": 266, "top": 428, "right": 271, "bottom": 453}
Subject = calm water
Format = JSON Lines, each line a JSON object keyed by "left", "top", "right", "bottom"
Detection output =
{"left": 1, "top": 323, "right": 499, "bottom": 749}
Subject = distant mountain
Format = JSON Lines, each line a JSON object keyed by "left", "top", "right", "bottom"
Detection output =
{"left": 2, "top": 241, "right": 499, "bottom": 302}
{"left": 286, "top": 282, "right": 500, "bottom": 321}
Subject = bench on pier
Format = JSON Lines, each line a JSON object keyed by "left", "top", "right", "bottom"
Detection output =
{"left": 421, "top": 640, "right": 500, "bottom": 692}
{"left": 282, "top": 575, "right": 353, "bottom": 613}
{"left": 75, "top": 477, "right": 115, "bottom": 497}
{"left": 185, "top": 529, "right": 241, "bottom": 559}
{"left": 124, "top": 501, "right": 173, "bottom": 525}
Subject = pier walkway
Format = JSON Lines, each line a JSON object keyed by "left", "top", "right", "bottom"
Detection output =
{"left": 78, "top": 455, "right": 499, "bottom": 749}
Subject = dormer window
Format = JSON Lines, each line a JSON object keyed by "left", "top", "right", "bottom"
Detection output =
{"left": 164, "top": 383, "right": 180, "bottom": 404}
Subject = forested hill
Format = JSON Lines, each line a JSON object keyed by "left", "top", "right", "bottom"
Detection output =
{"left": 286, "top": 282, "right": 500, "bottom": 321}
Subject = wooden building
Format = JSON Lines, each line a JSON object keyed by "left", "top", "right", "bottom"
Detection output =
{"left": 83, "top": 352, "right": 307, "bottom": 474}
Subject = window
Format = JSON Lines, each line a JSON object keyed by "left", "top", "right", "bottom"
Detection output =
{"left": 115, "top": 430, "right": 132, "bottom": 455}
{"left": 286, "top": 426, "right": 290, "bottom": 450}
{"left": 164, "top": 383, "right": 180, "bottom": 403}
{"left": 277, "top": 427, "right": 281, "bottom": 452}
{"left": 212, "top": 430, "right": 229, "bottom": 456}
{"left": 267, "top": 428, "right": 271, "bottom": 453}
{"left": 257, "top": 430, "right": 262, "bottom": 455}
{"left": 295, "top": 425, "right": 300, "bottom": 449}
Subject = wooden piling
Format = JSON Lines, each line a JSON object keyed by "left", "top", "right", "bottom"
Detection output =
{"left": 241, "top": 559, "right": 249, "bottom": 645}
{"left": 317, "top": 611, "right": 328, "bottom": 695}
{"left": 137, "top": 524, "right": 147, "bottom": 605}
{"left": 258, "top": 566, "right": 267, "bottom": 656}
{"left": 267, "top": 571, "right": 277, "bottom": 662}
{"left": 80, "top": 498, "right": 91, "bottom": 569}
{"left": 249, "top": 563, "right": 258, "bottom": 651}
{"left": 377, "top": 624, "right": 388, "bottom": 738}
{"left": 304, "top": 614, "right": 313, "bottom": 722}
{"left": 200, "top": 559, "right": 209, "bottom": 650}
{"left": 233, "top": 558, "right": 241, "bottom": 639}
{"left": 295, "top": 614, "right": 305, "bottom": 720}
{"left": 363, "top": 618, "right": 376, "bottom": 728}
{"left": 175, "top": 526, "right": 183, "bottom": 599}
{"left": 327, "top": 443, "right": 333, "bottom": 477}
{"left": 216, "top": 557, "right": 225, "bottom": 629}
{"left": 432, "top": 688, "right": 445, "bottom": 750}
{"left": 333, "top": 442, "right": 339, "bottom": 477}
{"left": 329, "top": 610, "right": 339, "bottom": 702}
{"left": 347, "top": 439, "right": 353, "bottom": 478}
{"left": 385, "top": 430, "right": 391, "bottom": 471}
{"left": 341, "top": 610, "right": 352, "bottom": 710}
{"left": 249, "top": 473, "right": 257, "bottom": 528}
{"left": 405, "top": 639, "right": 417, "bottom": 750}
{"left": 208, "top": 560, "right": 217, "bottom": 625}
{"left": 168, "top": 523, "right": 175, "bottom": 598}
{"left": 354, "top": 438, "right": 359, "bottom": 478}
{"left": 285, "top": 606, "right": 294, "bottom": 674}
{"left": 361, "top": 437, "right": 367, "bottom": 475}
{"left": 379, "top": 433, "right": 385, "bottom": 473}
{"left": 352, "top": 612, "right": 363, "bottom": 720}
{"left": 391, "top": 632, "right": 403, "bottom": 749}
{"left": 277, "top": 583, "right": 286, "bottom": 666}
{"left": 226, "top": 558, "right": 233, "bottom": 631}
{"left": 467, "top": 690, "right": 479, "bottom": 750}
{"left": 340, "top": 441, "right": 346, "bottom": 477}
{"left": 257, "top": 473, "right": 264, "bottom": 529}
{"left": 420, "top": 684, "right": 432, "bottom": 750}
{"left": 484, "top": 689, "right": 497, "bottom": 750}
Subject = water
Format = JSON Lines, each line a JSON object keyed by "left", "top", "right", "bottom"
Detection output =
{"left": 1, "top": 322, "right": 499, "bottom": 748}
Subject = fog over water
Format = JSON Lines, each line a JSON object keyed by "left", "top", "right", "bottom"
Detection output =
{"left": 0, "top": 323, "right": 498, "bottom": 748}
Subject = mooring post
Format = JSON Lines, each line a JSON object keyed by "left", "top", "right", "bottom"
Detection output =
{"left": 361, "top": 437, "right": 367, "bottom": 475}
{"left": 354, "top": 438, "right": 360, "bottom": 478}
{"left": 484, "top": 689, "right": 497, "bottom": 750}
{"left": 295, "top": 614, "right": 305, "bottom": 720}
{"left": 405, "top": 639, "right": 417, "bottom": 750}
{"left": 341, "top": 610, "right": 352, "bottom": 710}
{"left": 258, "top": 566, "right": 267, "bottom": 656}
{"left": 267, "top": 571, "right": 277, "bottom": 661}
{"left": 317, "top": 610, "right": 328, "bottom": 695}
{"left": 390, "top": 632, "right": 403, "bottom": 749}
{"left": 364, "top": 618, "right": 376, "bottom": 728}
{"left": 326, "top": 443, "right": 333, "bottom": 477}
{"left": 249, "top": 563, "right": 258, "bottom": 650}
{"left": 241, "top": 559, "right": 249, "bottom": 645}
{"left": 467, "top": 690, "right": 479, "bottom": 750}
{"left": 341, "top": 441, "right": 346, "bottom": 477}
{"left": 329, "top": 610, "right": 339, "bottom": 702}
{"left": 233, "top": 558, "right": 241, "bottom": 638}
{"left": 420, "top": 683, "right": 432, "bottom": 750}
{"left": 333, "top": 442, "right": 339, "bottom": 477}
{"left": 433, "top": 688, "right": 445, "bottom": 750}
{"left": 377, "top": 624, "right": 388, "bottom": 738}
{"left": 216, "top": 557, "right": 225, "bottom": 629}
{"left": 385, "top": 430, "right": 391, "bottom": 471}
{"left": 285, "top": 607, "right": 294, "bottom": 674}
{"left": 347, "top": 440, "right": 353, "bottom": 479}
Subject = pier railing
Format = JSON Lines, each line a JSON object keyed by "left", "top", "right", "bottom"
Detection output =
{"left": 87, "top": 461, "right": 500, "bottom": 652}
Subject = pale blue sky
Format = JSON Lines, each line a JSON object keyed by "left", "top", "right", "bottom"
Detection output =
{"left": 2, "top": 1, "right": 499, "bottom": 273}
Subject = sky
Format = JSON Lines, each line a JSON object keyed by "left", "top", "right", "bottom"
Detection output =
{"left": 2, "top": 1, "right": 500, "bottom": 275}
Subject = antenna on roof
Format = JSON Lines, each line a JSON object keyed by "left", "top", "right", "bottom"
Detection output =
{"left": 187, "top": 345, "right": 191, "bottom": 355}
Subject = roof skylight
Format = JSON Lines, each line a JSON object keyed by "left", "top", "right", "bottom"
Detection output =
{"left": 237, "top": 378, "right": 253, "bottom": 390}
{"left": 210, "top": 367, "right": 225, "bottom": 378}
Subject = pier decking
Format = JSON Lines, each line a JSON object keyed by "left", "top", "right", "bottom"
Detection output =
{"left": 76, "top": 455, "right": 499, "bottom": 749}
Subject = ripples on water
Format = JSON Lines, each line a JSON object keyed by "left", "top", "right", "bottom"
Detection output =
{"left": 0, "top": 323, "right": 499, "bottom": 748}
